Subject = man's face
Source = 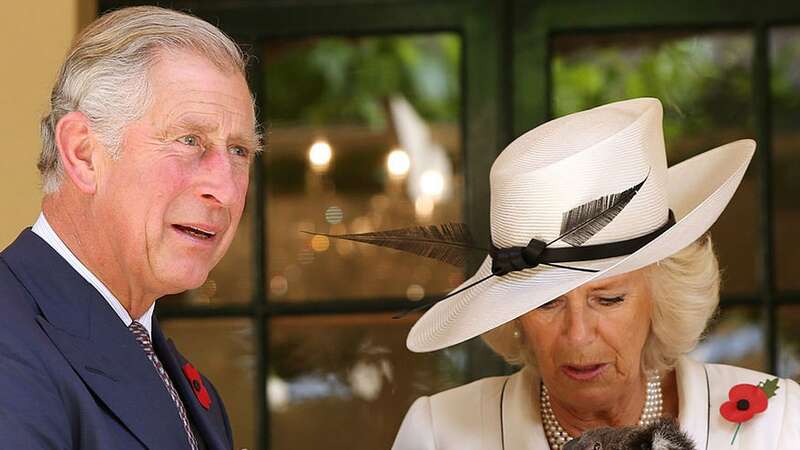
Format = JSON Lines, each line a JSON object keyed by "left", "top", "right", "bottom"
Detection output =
{"left": 92, "top": 49, "right": 257, "bottom": 297}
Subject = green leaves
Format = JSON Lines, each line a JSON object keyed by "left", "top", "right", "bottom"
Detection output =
{"left": 757, "top": 378, "right": 780, "bottom": 399}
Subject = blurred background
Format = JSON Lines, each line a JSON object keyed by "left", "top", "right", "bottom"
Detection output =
{"left": 2, "top": 1, "right": 799, "bottom": 449}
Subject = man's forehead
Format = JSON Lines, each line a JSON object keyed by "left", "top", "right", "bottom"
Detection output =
{"left": 163, "top": 102, "right": 254, "bottom": 123}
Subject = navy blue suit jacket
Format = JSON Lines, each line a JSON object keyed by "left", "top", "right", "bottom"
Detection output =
{"left": 0, "top": 230, "right": 234, "bottom": 449}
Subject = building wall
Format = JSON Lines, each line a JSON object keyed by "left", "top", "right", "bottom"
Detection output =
{"left": 0, "top": 1, "right": 96, "bottom": 247}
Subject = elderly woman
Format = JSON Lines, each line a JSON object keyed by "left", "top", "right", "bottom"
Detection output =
{"left": 385, "top": 98, "right": 800, "bottom": 449}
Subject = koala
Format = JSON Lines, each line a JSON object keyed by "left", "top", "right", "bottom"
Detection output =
{"left": 561, "top": 418, "right": 696, "bottom": 450}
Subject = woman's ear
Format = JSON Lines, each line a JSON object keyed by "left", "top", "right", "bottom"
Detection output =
{"left": 54, "top": 111, "right": 101, "bottom": 194}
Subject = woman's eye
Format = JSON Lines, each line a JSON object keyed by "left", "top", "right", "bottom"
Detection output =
{"left": 597, "top": 296, "right": 624, "bottom": 305}
{"left": 177, "top": 135, "right": 199, "bottom": 146}
{"left": 538, "top": 298, "right": 562, "bottom": 310}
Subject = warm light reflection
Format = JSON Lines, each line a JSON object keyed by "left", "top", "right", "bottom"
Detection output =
{"left": 270, "top": 275, "right": 289, "bottom": 297}
{"left": 420, "top": 170, "right": 445, "bottom": 198}
{"left": 297, "top": 248, "right": 315, "bottom": 265}
{"left": 406, "top": 284, "right": 425, "bottom": 301}
{"left": 308, "top": 140, "right": 333, "bottom": 171}
{"left": 310, "top": 235, "right": 330, "bottom": 252}
{"left": 386, "top": 148, "right": 411, "bottom": 178}
{"left": 414, "top": 196, "right": 435, "bottom": 219}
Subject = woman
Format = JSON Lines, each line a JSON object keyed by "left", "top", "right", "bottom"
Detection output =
{"left": 386, "top": 98, "right": 799, "bottom": 449}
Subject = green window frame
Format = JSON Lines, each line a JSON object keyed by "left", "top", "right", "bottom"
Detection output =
{"left": 98, "top": 1, "right": 800, "bottom": 448}
{"left": 513, "top": 0, "right": 800, "bottom": 375}
{"left": 101, "top": 1, "right": 505, "bottom": 449}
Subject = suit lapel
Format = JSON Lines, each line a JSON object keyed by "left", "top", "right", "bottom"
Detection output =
{"left": 2, "top": 230, "right": 191, "bottom": 450}
{"left": 152, "top": 320, "right": 228, "bottom": 450}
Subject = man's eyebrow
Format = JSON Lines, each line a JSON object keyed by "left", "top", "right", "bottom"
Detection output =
{"left": 168, "top": 114, "right": 219, "bottom": 133}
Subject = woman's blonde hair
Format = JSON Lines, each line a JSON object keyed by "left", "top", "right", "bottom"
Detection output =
{"left": 481, "top": 236, "right": 720, "bottom": 372}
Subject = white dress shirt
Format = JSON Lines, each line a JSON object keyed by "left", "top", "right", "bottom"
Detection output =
{"left": 31, "top": 213, "right": 154, "bottom": 338}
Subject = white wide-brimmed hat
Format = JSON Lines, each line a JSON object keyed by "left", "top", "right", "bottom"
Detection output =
{"left": 406, "top": 97, "right": 754, "bottom": 352}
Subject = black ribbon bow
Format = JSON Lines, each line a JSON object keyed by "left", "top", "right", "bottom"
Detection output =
{"left": 489, "top": 238, "right": 547, "bottom": 276}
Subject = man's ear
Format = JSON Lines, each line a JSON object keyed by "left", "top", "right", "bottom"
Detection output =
{"left": 54, "top": 111, "right": 103, "bottom": 194}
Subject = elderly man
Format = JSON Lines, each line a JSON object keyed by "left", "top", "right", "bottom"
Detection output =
{"left": 0, "top": 6, "right": 259, "bottom": 450}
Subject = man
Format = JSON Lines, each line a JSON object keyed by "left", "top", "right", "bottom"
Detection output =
{"left": 0, "top": 6, "right": 260, "bottom": 449}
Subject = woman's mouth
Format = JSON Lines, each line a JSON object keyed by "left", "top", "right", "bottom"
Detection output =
{"left": 560, "top": 363, "right": 608, "bottom": 381}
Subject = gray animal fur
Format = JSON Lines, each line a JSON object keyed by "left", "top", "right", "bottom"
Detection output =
{"left": 561, "top": 418, "right": 696, "bottom": 450}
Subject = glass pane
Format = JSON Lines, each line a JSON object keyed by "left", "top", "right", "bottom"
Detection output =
{"left": 263, "top": 34, "right": 465, "bottom": 302}
{"left": 552, "top": 30, "right": 758, "bottom": 297}
{"left": 778, "top": 306, "right": 800, "bottom": 381}
{"left": 690, "top": 307, "right": 765, "bottom": 372}
{"left": 770, "top": 26, "right": 800, "bottom": 293}
{"left": 160, "top": 190, "right": 255, "bottom": 307}
{"left": 160, "top": 318, "right": 256, "bottom": 449}
{"left": 268, "top": 313, "right": 469, "bottom": 450}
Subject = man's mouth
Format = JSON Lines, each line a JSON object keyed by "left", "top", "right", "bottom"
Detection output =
{"left": 172, "top": 224, "right": 218, "bottom": 240}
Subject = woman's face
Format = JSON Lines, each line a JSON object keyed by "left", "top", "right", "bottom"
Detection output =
{"left": 519, "top": 268, "right": 652, "bottom": 409}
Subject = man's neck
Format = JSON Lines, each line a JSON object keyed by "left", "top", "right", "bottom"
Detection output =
{"left": 42, "top": 196, "right": 156, "bottom": 319}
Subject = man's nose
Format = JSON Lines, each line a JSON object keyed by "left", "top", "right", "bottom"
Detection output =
{"left": 197, "top": 147, "right": 240, "bottom": 207}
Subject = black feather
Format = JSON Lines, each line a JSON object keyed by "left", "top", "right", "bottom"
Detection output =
{"left": 303, "top": 223, "right": 483, "bottom": 268}
{"left": 556, "top": 172, "right": 649, "bottom": 247}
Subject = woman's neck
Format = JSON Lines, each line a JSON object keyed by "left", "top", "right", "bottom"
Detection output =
{"left": 543, "top": 370, "right": 678, "bottom": 437}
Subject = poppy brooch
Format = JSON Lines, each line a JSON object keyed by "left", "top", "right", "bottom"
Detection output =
{"left": 720, "top": 378, "right": 779, "bottom": 445}
{"left": 182, "top": 362, "right": 212, "bottom": 410}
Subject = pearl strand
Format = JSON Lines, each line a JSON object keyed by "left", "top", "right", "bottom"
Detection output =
{"left": 540, "top": 371, "right": 663, "bottom": 450}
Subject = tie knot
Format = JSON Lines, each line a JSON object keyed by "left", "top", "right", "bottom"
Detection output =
{"left": 129, "top": 321, "right": 154, "bottom": 354}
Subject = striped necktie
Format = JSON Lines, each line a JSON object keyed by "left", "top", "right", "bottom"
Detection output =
{"left": 129, "top": 321, "right": 199, "bottom": 450}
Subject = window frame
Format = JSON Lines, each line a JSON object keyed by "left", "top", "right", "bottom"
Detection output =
{"left": 100, "top": 1, "right": 507, "bottom": 449}
{"left": 96, "top": 1, "right": 800, "bottom": 448}
{"left": 512, "top": 0, "right": 800, "bottom": 376}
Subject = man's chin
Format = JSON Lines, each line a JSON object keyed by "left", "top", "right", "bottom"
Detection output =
{"left": 157, "top": 270, "right": 211, "bottom": 296}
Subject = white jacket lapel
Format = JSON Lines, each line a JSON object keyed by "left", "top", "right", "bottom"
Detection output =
{"left": 677, "top": 356, "right": 711, "bottom": 450}
{"left": 502, "top": 368, "right": 549, "bottom": 449}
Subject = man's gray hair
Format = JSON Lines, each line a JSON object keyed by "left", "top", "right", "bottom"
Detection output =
{"left": 39, "top": 6, "right": 249, "bottom": 194}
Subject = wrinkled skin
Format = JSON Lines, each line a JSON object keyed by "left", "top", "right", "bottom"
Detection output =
{"left": 562, "top": 419, "right": 696, "bottom": 450}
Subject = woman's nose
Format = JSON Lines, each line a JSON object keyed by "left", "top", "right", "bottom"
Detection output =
{"left": 563, "top": 302, "right": 595, "bottom": 344}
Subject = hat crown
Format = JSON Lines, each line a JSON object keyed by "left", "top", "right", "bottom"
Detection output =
{"left": 490, "top": 98, "right": 669, "bottom": 248}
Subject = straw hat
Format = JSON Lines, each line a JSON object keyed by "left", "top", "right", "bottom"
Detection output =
{"left": 406, "top": 97, "right": 754, "bottom": 352}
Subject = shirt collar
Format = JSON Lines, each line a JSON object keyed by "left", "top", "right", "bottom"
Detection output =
{"left": 31, "top": 212, "right": 154, "bottom": 338}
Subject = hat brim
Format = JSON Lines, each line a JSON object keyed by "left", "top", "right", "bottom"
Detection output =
{"left": 407, "top": 139, "right": 756, "bottom": 352}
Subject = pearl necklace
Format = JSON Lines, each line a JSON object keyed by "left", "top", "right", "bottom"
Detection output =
{"left": 539, "top": 371, "right": 663, "bottom": 450}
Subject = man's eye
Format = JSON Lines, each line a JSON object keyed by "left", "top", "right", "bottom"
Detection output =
{"left": 177, "top": 135, "right": 199, "bottom": 146}
{"left": 229, "top": 146, "right": 250, "bottom": 158}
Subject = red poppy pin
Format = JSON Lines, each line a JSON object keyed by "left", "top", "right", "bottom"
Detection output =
{"left": 182, "top": 363, "right": 212, "bottom": 410}
{"left": 720, "top": 378, "right": 779, "bottom": 445}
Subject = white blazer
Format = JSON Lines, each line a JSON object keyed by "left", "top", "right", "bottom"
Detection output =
{"left": 392, "top": 357, "right": 800, "bottom": 449}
